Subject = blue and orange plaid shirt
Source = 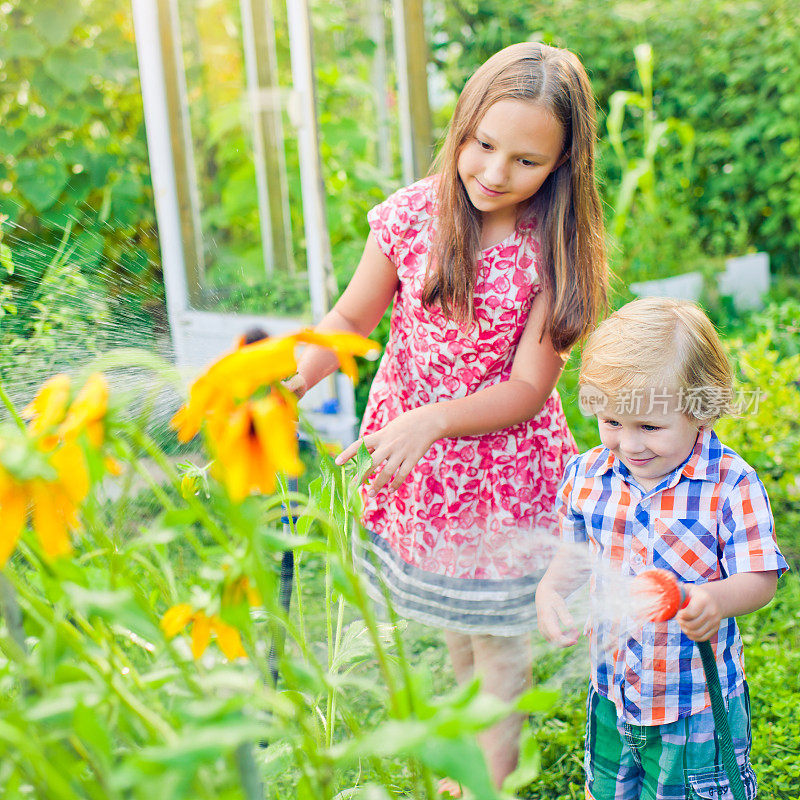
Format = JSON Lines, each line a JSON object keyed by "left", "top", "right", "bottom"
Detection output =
{"left": 558, "top": 427, "right": 788, "bottom": 725}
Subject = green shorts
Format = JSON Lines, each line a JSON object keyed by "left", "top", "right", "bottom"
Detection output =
{"left": 584, "top": 683, "right": 758, "bottom": 800}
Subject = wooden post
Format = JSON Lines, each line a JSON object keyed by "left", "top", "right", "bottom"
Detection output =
{"left": 155, "top": 0, "right": 205, "bottom": 306}
{"left": 285, "top": 0, "right": 337, "bottom": 322}
{"left": 368, "top": 0, "right": 392, "bottom": 176}
{"left": 392, "top": 0, "right": 433, "bottom": 182}
{"left": 240, "top": 0, "right": 296, "bottom": 276}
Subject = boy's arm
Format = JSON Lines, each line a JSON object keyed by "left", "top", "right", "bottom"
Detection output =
{"left": 675, "top": 570, "right": 779, "bottom": 642}
{"left": 535, "top": 546, "right": 584, "bottom": 646}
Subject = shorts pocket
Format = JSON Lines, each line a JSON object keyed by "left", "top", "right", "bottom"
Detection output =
{"left": 687, "top": 764, "right": 758, "bottom": 800}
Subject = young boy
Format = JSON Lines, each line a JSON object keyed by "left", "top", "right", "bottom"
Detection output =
{"left": 536, "top": 298, "right": 788, "bottom": 800}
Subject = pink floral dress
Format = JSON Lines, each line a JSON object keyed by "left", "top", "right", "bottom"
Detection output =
{"left": 354, "top": 176, "right": 577, "bottom": 635}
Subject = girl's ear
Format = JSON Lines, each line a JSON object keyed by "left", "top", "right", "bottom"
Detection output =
{"left": 555, "top": 151, "right": 570, "bottom": 169}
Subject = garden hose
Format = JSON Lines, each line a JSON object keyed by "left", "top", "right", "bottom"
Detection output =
{"left": 697, "top": 638, "right": 747, "bottom": 800}
{"left": 633, "top": 568, "right": 748, "bottom": 800}
{"left": 268, "top": 476, "right": 299, "bottom": 686}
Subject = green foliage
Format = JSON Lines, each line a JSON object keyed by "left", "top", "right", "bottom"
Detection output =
{"left": 716, "top": 338, "right": 800, "bottom": 505}
{"left": 0, "top": 0, "right": 163, "bottom": 317}
{"left": 430, "top": 0, "right": 800, "bottom": 277}
{"left": 1, "top": 361, "right": 535, "bottom": 798}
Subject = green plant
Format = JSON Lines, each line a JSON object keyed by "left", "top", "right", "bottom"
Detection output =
{"left": 0, "top": 346, "right": 561, "bottom": 798}
{"left": 0, "top": 0, "right": 163, "bottom": 324}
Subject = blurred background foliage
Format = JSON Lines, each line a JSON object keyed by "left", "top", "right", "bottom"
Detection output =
{"left": 2, "top": 0, "right": 798, "bottom": 485}
{"left": 2, "top": 0, "right": 799, "bottom": 315}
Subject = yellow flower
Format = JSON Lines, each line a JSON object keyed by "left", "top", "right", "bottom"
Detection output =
{"left": 0, "top": 467, "right": 27, "bottom": 566}
{"left": 169, "top": 329, "right": 378, "bottom": 501}
{"left": 58, "top": 373, "right": 109, "bottom": 448}
{"left": 0, "top": 400, "right": 95, "bottom": 566}
{"left": 0, "top": 461, "right": 84, "bottom": 566}
{"left": 22, "top": 374, "right": 71, "bottom": 436}
{"left": 170, "top": 329, "right": 379, "bottom": 443}
{"left": 161, "top": 604, "right": 247, "bottom": 661}
{"left": 222, "top": 575, "right": 262, "bottom": 608}
{"left": 212, "top": 393, "right": 303, "bottom": 501}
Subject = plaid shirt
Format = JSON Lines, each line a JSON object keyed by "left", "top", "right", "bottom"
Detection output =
{"left": 558, "top": 427, "right": 788, "bottom": 725}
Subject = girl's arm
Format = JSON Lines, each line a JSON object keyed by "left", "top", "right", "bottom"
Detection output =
{"left": 286, "top": 234, "right": 399, "bottom": 398}
{"left": 675, "top": 570, "right": 779, "bottom": 642}
{"left": 336, "top": 289, "right": 566, "bottom": 493}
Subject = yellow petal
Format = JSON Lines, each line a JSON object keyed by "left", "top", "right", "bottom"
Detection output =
{"left": 207, "top": 337, "right": 297, "bottom": 398}
{"left": 295, "top": 328, "right": 379, "bottom": 358}
{"left": 50, "top": 442, "right": 90, "bottom": 505}
{"left": 294, "top": 329, "right": 379, "bottom": 382}
{"left": 212, "top": 618, "right": 247, "bottom": 660}
{"left": 190, "top": 612, "right": 212, "bottom": 659}
{"left": 161, "top": 603, "right": 195, "bottom": 637}
{"left": 251, "top": 395, "right": 302, "bottom": 476}
{"left": 244, "top": 579, "right": 262, "bottom": 607}
{"left": 23, "top": 374, "right": 71, "bottom": 433}
{"left": 213, "top": 404, "right": 253, "bottom": 501}
{"left": 104, "top": 456, "right": 122, "bottom": 476}
{"left": 30, "top": 482, "right": 73, "bottom": 559}
{"left": 59, "top": 374, "right": 109, "bottom": 441}
{"left": 0, "top": 487, "right": 28, "bottom": 567}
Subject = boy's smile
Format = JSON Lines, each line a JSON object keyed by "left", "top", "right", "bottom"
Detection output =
{"left": 597, "top": 406, "right": 701, "bottom": 492}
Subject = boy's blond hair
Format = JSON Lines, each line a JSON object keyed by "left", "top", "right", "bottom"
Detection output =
{"left": 579, "top": 297, "right": 733, "bottom": 423}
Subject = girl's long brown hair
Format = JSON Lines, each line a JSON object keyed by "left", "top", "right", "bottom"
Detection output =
{"left": 424, "top": 42, "right": 607, "bottom": 352}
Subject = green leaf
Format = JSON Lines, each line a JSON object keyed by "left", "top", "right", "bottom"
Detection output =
{"left": 515, "top": 687, "right": 560, "bottom": 714}
{"left": 502, "top": 727, "right": 542, "bottom": 793}
{"left": 14, "top": 159, "right": 69, "bottom": 212}
{"left": 0, "top": 129, "right": 28, "bottom": 159}
{"left": 2, "top": 27, "right": 47, "bottom": 59}
{"left": 417, "top": 735, "right": 499, "bottom": 800}
{"left": 30, "top": 0, "right": 85, "bottom": 47}
{"left": 0, "top": 243, "right": 14, "bottom": 275}
{"left": 135, "top": 719, "right": 269, "bottom": 766}
{"left": 61, "top": 582, "right": 161, "bottom": 642}
{"left": 73, "top": 701, "right": 113, "bottom": 769}
{"left": 44, "top": 46, "right": 102, "bottom": 94}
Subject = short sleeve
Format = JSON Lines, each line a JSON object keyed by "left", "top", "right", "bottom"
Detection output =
{"left": 719, "top": 470, "right": 788, "bottom": 577}
{"left": 557, "top": 455, "right": 588, "bottom": 545}
{"left": 366, "top": 176, "right": 436, "bottom": 266}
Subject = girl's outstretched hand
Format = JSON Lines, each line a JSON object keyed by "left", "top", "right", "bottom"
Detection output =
{"left": 335, "top": 406, "right": 443, "bottom": 495}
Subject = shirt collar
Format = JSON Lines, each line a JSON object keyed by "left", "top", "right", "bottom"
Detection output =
{"left": 592, "top": 426, "right": 721, "bottom": 489}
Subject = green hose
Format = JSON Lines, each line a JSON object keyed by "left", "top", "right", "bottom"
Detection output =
{"left": 697, "top": 639, "right": 748, "bottom": 800}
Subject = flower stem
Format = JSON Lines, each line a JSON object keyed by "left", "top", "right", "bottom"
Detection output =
{"left": 0, "top": 380, "right": 26, "bottom": 432}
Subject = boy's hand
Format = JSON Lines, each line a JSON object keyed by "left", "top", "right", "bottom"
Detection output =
{"left": 675, "top": 585, "right": 722, "bottom": 642}
{"left": 535, "top": 585, "right": 579, "bottom": 647}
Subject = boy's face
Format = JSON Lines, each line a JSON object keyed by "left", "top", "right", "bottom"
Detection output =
{"left": 597, "top": 406, "right": 701, "bottom": 492}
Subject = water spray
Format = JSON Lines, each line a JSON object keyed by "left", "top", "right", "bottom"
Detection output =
{"left": 632, "top": 569, "right": 747, "bottom": 800}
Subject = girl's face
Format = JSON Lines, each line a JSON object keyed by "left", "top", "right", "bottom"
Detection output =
{"left": 457, "top": 99, "right": 566, "bottom": 229}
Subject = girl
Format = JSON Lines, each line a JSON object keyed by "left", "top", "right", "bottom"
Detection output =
{"left": 287, "top": 42, "right": 607, "bottom": 792}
